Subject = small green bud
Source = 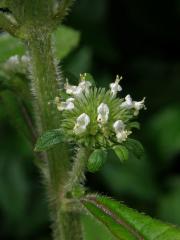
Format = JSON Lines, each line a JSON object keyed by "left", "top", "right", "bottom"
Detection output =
{"left": 87, "top": 149, "right": 107, "bottom": 173}
{"left": 113, "top": 145, "right": 129, "bottom": 162}
{"left": 72, "top": 185, "right": 85, "bottom": 198}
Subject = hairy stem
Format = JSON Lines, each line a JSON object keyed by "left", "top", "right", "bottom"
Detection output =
{"left": 27, "top": 27, "right": 82, "bottom": 240}
{"left": 58, "top": 147, "right": 91, "bottom": 240}
{"left": 64, "top": 147, "right": 91, "bottom": 196}
{"left": 27, "top": 27, "right": 68, "bottom": 193}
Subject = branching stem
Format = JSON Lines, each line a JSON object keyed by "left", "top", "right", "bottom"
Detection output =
{"left": 27, "top": 27, "right": 82, "bottom": 240}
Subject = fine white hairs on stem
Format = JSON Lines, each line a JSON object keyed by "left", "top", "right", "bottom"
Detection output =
{"left": 97, "top": 103, "right": 109, "bottom": 124}
{"left": 110, "top": 75, "right": 122, "bottom": 97}
{"left": 74, "top": 113, "right": 90, "bottom": 135}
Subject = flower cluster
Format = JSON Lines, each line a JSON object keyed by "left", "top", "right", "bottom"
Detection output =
{"left": 54, "top": 73, "right": 145, "bottom": 149}
{"left": 3, "top": 55, "right": 29, "bottom": 74}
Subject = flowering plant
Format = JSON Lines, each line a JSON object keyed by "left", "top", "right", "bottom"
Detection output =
{"left": 57, "top": 74, "right": 145, "bottom": 144}
{"left": 1, "top": 1, "right": 180, "bottom": 240}
{"left": 46, "top": 74, "right": 145, "bottom": 173}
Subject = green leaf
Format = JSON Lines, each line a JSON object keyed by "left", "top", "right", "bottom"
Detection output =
{"left": 158, "top": 177, "right": 180, "bottom": 225}
{"left": 87, "top": 149, "right": 107, "bottom": 173}
{"left": 0, "top": 33, "right": 25, "bottom": 64}
{"left": 0, "top": 25, "right": 80, "bottom": 64}
{"left": 128, "top": 121, "right": 140, "bottom": 130}
{"left": 81, "top": 214, "right": 116, "bottom": 240}
{"left": 113, "top": 145, "right": 129, "bottom": 163}
{"left": 124, "top": 138, "right": 144, "bottom": 159}
{"left": 0, "top": 1, "right": 7, "bottom": 8}
{"left": 34, "top": 129, "right": 64, "bottom": 152}
{"left": 0, "top": 90, "right": 31, "bottom": 140}
{"left": 147, "top": 106, "right": 180, "bottom": 160}
{"left": 82, "top": 194, "right": 180, "bottom": 240}
{"left": 0, "top": 71, "right": 9, "bottom": 91}
{"left": 54, "top": 25, "right": 80, "bottom": 60}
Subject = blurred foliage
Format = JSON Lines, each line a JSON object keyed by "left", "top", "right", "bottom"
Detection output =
{"left": 0, "top": 25, "right": 80, "bottom": 63}
{"left": 82, "top": 194, "right": 180, "bottom": 240}
{"left": 0, "top": 0, "right": 180, "bottom": 239}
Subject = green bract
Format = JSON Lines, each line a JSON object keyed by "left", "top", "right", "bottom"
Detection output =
{"left": 55, "top": 74, "right": 145, "bottom": 150}
{"left": 35, "top": 73, "right": 145, "bottom": 171}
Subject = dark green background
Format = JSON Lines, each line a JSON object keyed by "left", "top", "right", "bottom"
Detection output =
{"left": 0, "top": 0, "right": 180, "bottom": 239}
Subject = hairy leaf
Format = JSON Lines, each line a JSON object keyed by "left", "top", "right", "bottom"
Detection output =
{"left": 34, "top": 129, "right": 64, "bottom": 152}
{"left": 82, "top": 194, "right": 180, "bottom": 240}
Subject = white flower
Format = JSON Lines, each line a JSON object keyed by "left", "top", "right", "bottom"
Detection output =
{"left": 116, "top": 130, "right": 131, "bottom": 143}
{"left": 79, "top": 80, "right": 92, "bottom": 92}
{"left": 110, "top": 75, "right": 122, "bottom": 96}
{"left": 56, "top": 97, "right": 75, "bottom": 111}
{"left": 4, "top": 55, "right": 19, "bottom": 71}
{"left": 65, "top": 80, "right": 83, "bottom": 96}
{"left": 120, "top": 94, "right": 134, "bottom": 109}
{"left": 74, "top": 113, "right": 90, "bottom": 135}
{"left": 113, "top": 120, "right": 125, "bottom": 133}
{"left": 133, "top": 98, "right": 146, "bottom": 116}
{"left": 79, "top": 73, "right": 92, "bottom": 92}
{"left": 64, "top": 78, "right": 92, "bottom": 97}
{"left": 113, "top": 120, "right": 131, "bottom": 142}
{"left": 121, "top": 95, "right": 146, "bottom": 115}
{"left": 97, "top": 103, "right": 109, "bottom": 124}
{"left": 4, "top": 55, "right": 30, "bottom": 73}
{"left": 8, "top": 55, "right": 19, "bottom": 64}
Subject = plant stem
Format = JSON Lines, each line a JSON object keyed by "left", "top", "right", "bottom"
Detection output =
{"left": 59, "top": 147, "right": 91, "bottom": 240}
{"left": 27, "top": 27, "right": 68, "bottom": 193}
{"left": 64, "top": 147, "right": 91, "bottom": 196}
{"left": 27, "top": 27, "right": 82, "bottom": 240}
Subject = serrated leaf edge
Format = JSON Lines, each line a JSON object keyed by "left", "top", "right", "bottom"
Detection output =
{"left": 82, "top": 195, "right": 144, "bottom": 240}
